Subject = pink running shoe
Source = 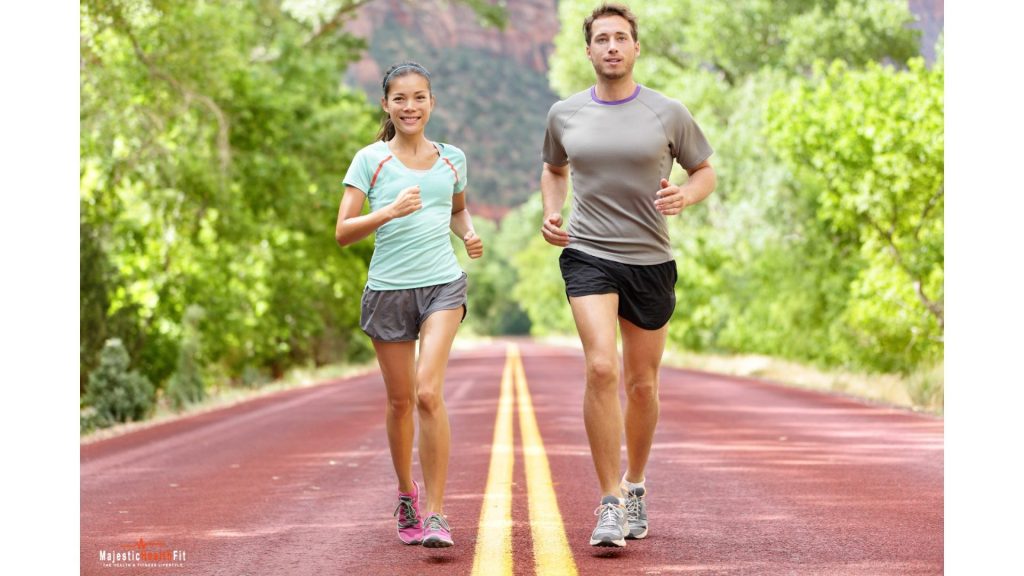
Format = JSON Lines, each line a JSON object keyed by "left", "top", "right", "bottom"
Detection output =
{"left": 421, "top": 513, "right": 454, "bottom": 548}
{"left": 393, "top": 482, "right": 423, "bottom": 545}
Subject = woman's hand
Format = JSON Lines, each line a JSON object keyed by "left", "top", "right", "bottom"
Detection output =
{"left": 388, "top": 185, "right": 422, "bottom": 219}
{"left": 463, "top": 230, "right": 483, "bottom": 259}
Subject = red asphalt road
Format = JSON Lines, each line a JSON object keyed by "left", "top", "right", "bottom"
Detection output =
{"left": 81, "top": 340, "right": 943, "bottom": 575}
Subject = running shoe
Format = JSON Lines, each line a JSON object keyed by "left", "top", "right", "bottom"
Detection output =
{"left": 421, "top": 513, "right": 454, "bottom": 548}
{"left": 590, "top": 495, "right": 628, "bottom": 547}
{"left": 623, "top": 485, "right": 648, "bottom": 539}
{"left": 393, "top": 482, "right": 423, "bottom": 545}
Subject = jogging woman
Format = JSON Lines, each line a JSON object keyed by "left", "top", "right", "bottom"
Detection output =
{"left": 335, "top": 61, "right": 482, "bottom": 548}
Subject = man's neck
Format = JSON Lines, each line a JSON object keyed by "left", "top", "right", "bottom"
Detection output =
{"left": 593, "top": 76, "right": 638, "bottom": 102}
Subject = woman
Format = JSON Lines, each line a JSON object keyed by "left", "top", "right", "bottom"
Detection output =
{"left": 335, "top": 62, "right": 483, "bottom": 548}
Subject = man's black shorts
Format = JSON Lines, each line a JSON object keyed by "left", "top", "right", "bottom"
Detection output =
{"left": 558, "top": 248, "right": 677, "bottom": 330}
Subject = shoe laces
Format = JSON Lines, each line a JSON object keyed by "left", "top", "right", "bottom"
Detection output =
{"left": 593, "top": 502, "right": 624, "bottom": 529}
{"left": 393, "top": 496, "right": 419, "bottom": 528}
{"left": 424, "top": 513, "right": 450, "bottom": 533}
{"left": 624, "top": 490, "right": 643, "bottom": 517}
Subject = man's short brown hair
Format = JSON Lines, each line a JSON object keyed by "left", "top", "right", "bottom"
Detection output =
{"left": 583, "top": 3, "right": 638, "bottom": 45}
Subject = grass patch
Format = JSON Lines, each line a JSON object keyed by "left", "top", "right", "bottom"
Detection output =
{"left": 80, "top": 359, "right": 378, "bottom": 444}
{"left": 662, "top": 347, "right": 943, "bottom": 415}
{"left": 536, "top": 335, "right": 943, "bottom": 415}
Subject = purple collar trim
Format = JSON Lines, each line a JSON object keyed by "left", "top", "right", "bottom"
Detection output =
{"left": 590, "top": 84, "right": 641, "bottom": 105}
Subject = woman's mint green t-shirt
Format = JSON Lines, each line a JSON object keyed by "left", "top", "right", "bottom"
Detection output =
{"left": 343, "top": 141, "right": 467, "bottom": 290}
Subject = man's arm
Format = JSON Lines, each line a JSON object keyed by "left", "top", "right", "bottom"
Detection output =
{"left": 540, "top": 162, "right": 571, "bottom": 246}
{"left": 655, "top": 160, "right": 716, "bottom": 216}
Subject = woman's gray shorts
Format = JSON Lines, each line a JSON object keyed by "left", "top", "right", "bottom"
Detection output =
{"left": 359, "top": 273, "right": 468, "bottom": 342}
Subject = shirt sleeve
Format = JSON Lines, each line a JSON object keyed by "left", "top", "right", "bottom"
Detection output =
{"left": 448, "top": 146, "right": 469, "bottom": 194}
{"left": 342, "top": 148, "right": 372, "bottom": 196}
{"left": 671, "top": 103, "right": 714, "bottom": 171}
{"left": 542, "top": 104, "right": 569, "bottom": 167}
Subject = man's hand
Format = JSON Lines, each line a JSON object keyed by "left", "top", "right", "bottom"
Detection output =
{"left": 655, "top": 178, "right": 689, "bottom": 216}
{"left": 463, "top": 230, "right": 484, "bottom": 259}
{"left": 541, "top": 212, "right": 570, "bottom": 247}
{"left": 388, "top": 185, "right": 422, "bottom": 219}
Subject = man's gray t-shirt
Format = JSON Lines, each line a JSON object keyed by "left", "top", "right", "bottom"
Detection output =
{"left": 543, "top": 85, "right": 713, "bottom": 265}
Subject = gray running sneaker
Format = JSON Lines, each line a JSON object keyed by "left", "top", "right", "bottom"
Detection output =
{"left": 421, "top": 513, "right": 454, "bottom": 548}
{"left": 589, "top": 495, "right": 628, "bottom": 547}
{"left": 623, "top": 486, "right": 648, "bottom": 539}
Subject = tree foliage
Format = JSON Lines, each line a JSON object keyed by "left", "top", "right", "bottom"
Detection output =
{"left": 767, "top": 59, "right": 944, "bottom": 370}
{"left": 81, "top": 0, "right": 379, "bottom": 417}
{"left": 80, "top": 0, "right": 512, "bottom": 427}
{"left": 453, "top": 216, "right": 533, "bottom": 336}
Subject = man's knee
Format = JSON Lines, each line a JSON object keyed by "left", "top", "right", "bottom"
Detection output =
{"left": 585, "top": 357, "right": 619, "bottom": 389}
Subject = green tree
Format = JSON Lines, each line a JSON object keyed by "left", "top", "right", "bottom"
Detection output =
{"left": 766, "top": 59, "right": 944, "bottom": 370}
{"left": 80, "top": 0, "right": 511, "bottom": 428}
{"left": 80, "top": 0, "right": 377, "bottom": 414}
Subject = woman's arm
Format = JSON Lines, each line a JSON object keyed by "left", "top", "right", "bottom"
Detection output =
{"left": 450, "top": 191, "right": 483, "bottom": 259}
{"left": 335, "top": 184, "right": 421, "bottom": 246}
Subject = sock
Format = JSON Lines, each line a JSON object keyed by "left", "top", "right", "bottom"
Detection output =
{"left": 622, "top": 474, "right": 646, "bottom": 494}
{"left": 601, "top": 494, "right": 623, "bottom": 506}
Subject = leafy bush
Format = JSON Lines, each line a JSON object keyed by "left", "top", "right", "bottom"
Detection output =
{"left": 906, "top": 361, "right": 944, "bottom": 413}
{"left": 85, "top": 338, "right": 155, "bottom": 427}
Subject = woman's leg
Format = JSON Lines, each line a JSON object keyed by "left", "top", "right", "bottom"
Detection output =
{"left": 372, "top": 339, "right": 418, "bottom": 493}
{"left": 415, "top": 307, "right": 463, "bottom": 514}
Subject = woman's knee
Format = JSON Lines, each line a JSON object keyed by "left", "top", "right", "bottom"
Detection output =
{"left": 416, "top": 383, "right": 445, "bottom": 415}
{"left": 387, "top": 394, "right": 415, "bottom": 418}
{"left": 625, "top": 376, "right": 659, "bottom": 402}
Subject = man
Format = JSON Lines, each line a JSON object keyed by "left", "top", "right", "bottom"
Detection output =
{"left": 540, "top": 3, "right": 716, "bottom": 548}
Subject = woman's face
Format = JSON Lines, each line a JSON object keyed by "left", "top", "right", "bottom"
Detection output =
{"left": 382, "top": 73, "right": 434, "bottom": 138}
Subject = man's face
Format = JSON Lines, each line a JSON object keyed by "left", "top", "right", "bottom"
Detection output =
{"left": 586, "top": 15, "right": 639, "bottom": 81}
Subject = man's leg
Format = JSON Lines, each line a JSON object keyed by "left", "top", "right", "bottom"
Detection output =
{"left": 569, "top": 293, "right": 630, "bottom": 547}
{"left": 618, "top": 316, "right": 668, "bottom": 540}
{"left": 567, "top": 293, "right": 623, "bottom": 497}
{"left": 620, "top": 316, "right": 668, "bottom": 484}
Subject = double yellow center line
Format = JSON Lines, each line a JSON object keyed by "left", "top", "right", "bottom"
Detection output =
{"left": 471, "top": 344, "right": 577, "bottom": 576}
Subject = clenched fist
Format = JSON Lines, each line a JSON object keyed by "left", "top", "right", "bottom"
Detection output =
{"left": 388, "top": 185, "right": 422, "bottom": 219}
{"left": 541, "top": 212, "right": 569, "bottom": 247}
{"left": 463, "top": 230, "right": 484, "bottom": 259}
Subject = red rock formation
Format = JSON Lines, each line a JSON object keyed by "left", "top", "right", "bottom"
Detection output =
{"left": 908, "top": 0, "right": 944, "bottom": 63}
{"left": 346, "top": 0, "right": 559, "bottom": 81}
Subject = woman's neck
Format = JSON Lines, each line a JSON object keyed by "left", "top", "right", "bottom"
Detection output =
{"left": 387, "top": 133, "right": 432, "bottom": 155}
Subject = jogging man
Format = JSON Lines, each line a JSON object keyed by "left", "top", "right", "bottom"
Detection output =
{"left": 540, "top": 2, "right": 717, "bottom": 547}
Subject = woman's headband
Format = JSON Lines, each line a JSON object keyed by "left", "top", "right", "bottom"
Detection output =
{"left": 383, "top": 63, "right": 431, "bottom": 90}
